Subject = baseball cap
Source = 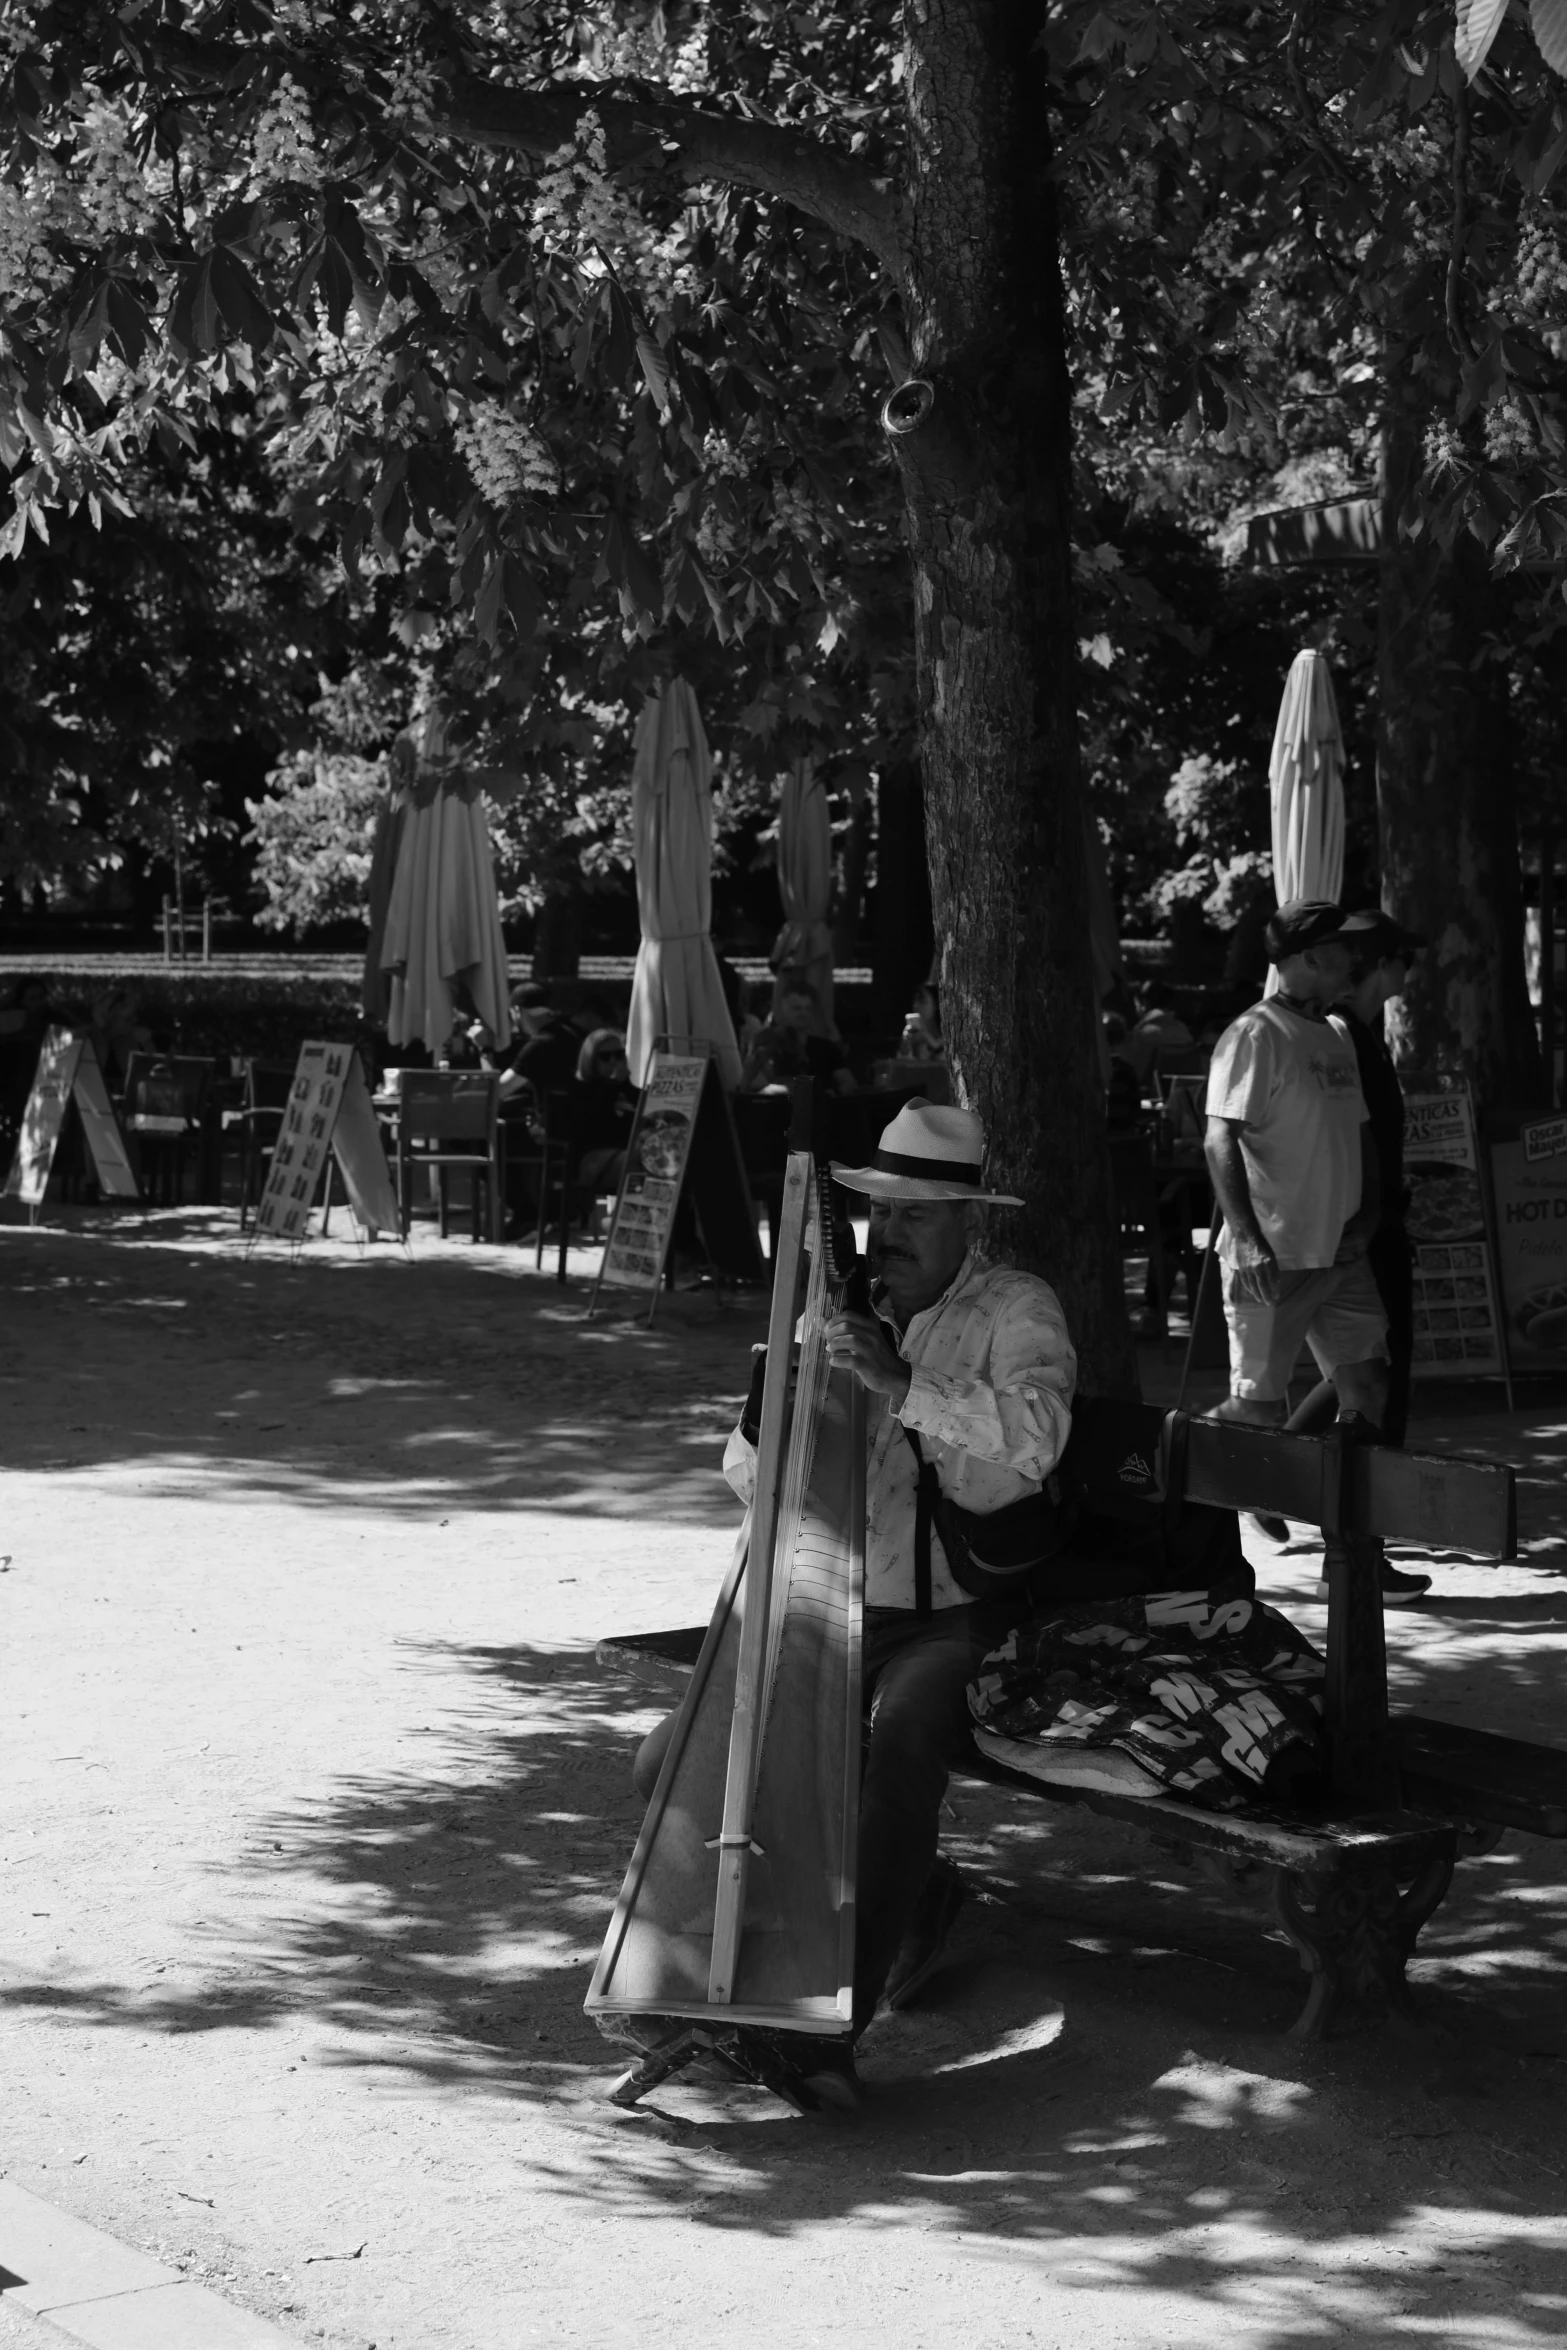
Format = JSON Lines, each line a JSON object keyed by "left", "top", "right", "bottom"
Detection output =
{"left": 1338, "top": 907, "right": 1428, "bottom": 960}
{"left": 1264, "top": 899, "right": 1350, "bottom": 962}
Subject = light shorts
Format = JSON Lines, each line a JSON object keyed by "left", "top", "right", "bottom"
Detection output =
{"left": 1221, "top": 1256, "right": 1390, "bottom": 1403}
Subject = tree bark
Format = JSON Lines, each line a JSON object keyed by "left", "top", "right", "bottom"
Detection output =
{"left": 870, "top": 757, "right": 934, "bottom": 1032}
{"left": 887, "top": 0, "right": 1134, "bottom": 1394}
{"left": 1376, "top": 397, "right": 1544, "bottom": 1109}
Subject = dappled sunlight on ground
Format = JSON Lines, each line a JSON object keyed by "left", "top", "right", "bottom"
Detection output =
{"left": 0, "top": 1210, "right": 766, "bottom": 1524}
{"left": 5, "top": 1212, "right": 1567, "bottom": 2347}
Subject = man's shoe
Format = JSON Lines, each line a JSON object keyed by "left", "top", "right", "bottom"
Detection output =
{"left": 727, "top": 2028, "right": 860, "bottom": 2117}
{"left": 1314, "top": 1561, "right": 1432, "bottom": 1604}
{"left": 1380, "top": 1561, "right": 1432, "bottom": 1604}
{"left": 884, "top": 1869, "right": 968, "bottom": 2012}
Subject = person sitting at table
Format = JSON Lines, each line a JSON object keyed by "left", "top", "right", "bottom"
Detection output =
{"left": 571, "top": 1028, "right": 638, "bottom": 1207}
{"left": 898, "top": 979, "right": 944, "bottom": 1065}
{"left": 1122, "top": 980, "right": 1194, "bottom": 1087}
{"left": 737, "top": 975, "right": 773, "bottom": 1060}
{"left": 1103, "top": 1013, "right": 1142, "bottom": 1133}
{"left": 439, "top": 985, "right": 490, "bottom": 1070}
{"left": 497, "top": 987, "right": 614, "bottom": 1106}
{"left": 87, "top": 985, "right": 151, "bottom": 1091}
{"left": 741, "top": 976, "right": 856, "bottom": 1096}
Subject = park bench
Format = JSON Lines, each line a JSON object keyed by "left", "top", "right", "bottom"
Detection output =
{"left": 597, "top": 1413, "right": 1567, "bottom": 2039}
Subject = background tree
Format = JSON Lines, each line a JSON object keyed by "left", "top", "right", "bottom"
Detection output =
{"left": 5, "top": 0, "right": 1565, "bottom": 1381}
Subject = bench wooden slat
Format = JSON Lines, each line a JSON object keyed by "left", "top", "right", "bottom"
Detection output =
{"left": 1182, "top": 1419, "right": 1330, "bottom": 1522}
{"left": 956, "top": 1746, "right": 1451, "bottom": 1872}
{"left": 1399, "top": 1714, "right": 1567, "bottom": 1839}
{"left": 1347, "top": 1448, "right": 1517, "bottom": 1559}
{"left": 1182, "top": 1419, "right": 1516, "bottom": 1556}
{"left": 597, "top": 1632, "right": 1455, "bottom": 1870}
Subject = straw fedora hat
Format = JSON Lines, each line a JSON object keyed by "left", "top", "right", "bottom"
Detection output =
{"left": 831, "top": 1099, "right": 1023, "bottom": 1204}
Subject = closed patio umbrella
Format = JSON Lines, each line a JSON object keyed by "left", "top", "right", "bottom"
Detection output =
{"left": 625, "top": 681, "right": 743, "bottom": 1088}
{"left": 378, "top": 714, "right": 513, "bottom": 1055}
{"left": 360, "top": 788, "right": 407, "bottom": 1026}
{"left": 1270, "top": 649, "right": 1345, "bottom": 905}
{"left": 1266, "top": 650, "right": 1345, "bottom": 998}
{"left": 771, "top": 757, "right": 835, "bottom": 1023}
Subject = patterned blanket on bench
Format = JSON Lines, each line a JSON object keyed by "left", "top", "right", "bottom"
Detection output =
{"left": 968, "top": 1589, "right": 1327, "bottom": 1812}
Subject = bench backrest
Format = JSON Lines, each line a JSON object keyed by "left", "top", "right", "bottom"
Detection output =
{"left": 1180, "top": 1417, "right": 1516, "bottom": 1560}
{"left": 1070, "top": 1402, "right": 1517, "bottom": 1811}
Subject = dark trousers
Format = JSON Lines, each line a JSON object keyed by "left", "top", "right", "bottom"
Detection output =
{"left": 1288, "top": 1229, "right": 1415, "bottom": 1445}
{"left": 630, "top": 1597, "right": 1017, "bottom": 2035}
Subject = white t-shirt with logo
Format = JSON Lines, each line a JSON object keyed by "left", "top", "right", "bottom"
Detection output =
{"left": 1205, "top": 998, "right": 1366, "bottom": 1269}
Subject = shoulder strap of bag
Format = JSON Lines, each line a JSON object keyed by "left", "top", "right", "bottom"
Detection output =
{"left": 901, "top": 1424, "right": 937, "bottom": 1618}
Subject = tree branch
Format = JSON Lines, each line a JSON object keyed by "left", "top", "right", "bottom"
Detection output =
{"left": 125, "top": 24, "right": 906, "bottom": 283}
{"left": 438, "top": 77, "right": 906, "bottom": 284}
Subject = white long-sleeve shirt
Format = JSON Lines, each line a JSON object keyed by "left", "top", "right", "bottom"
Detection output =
{"left": 722, "top": 1249, "right": 1077, "bottom": 1609}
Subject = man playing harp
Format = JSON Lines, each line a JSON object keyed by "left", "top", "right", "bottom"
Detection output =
{"left": 632, "top": 1100, "right": 1075, "bottom": 2109}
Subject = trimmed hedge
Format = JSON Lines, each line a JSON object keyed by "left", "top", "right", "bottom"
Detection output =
{"left": 43, "top": 971, "right": 375, "bottom": 1071}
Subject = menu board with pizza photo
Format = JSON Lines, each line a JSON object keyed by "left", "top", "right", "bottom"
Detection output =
{"left": 593, "top": 1051, "right": 708, "bottom": 1299}
{"left": 1401, "top": 1080, "right": 1507, "bottom": 1382}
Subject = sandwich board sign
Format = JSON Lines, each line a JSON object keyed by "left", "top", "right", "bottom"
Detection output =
{"left": 1488, "top": 1108, "right": 1567, "bottom": 1375}
{"left": 252, "top": 1041, "right": 399, "bottom": 1244}
{"left": 589, "top": 1046, "right": 764, "bottom": 1321}
{"left": 1401, "top": 1076, "right": 1509, "bottom": 1393}
{"left": 3, "top": 1029, "right": 140, "bottom": 1213}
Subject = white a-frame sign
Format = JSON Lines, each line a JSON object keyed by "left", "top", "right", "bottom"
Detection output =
{"left": 253, "top": 1040, "right": 398, "bottom": 1243}
{"left": 3, "top": 1028, "right": 140, "bottom": 1214}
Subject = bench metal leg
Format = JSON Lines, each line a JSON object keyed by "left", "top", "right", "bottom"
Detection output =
{"left": 1273, "top": 1845, "right": 1455, "bottom": 2038}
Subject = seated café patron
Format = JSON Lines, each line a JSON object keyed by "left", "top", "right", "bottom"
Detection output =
{"left": 571, "top": 1029, "right": 637, "bottom": 1200}
{"left": 741, "top": 978, "right": 855, "bottom": 1097}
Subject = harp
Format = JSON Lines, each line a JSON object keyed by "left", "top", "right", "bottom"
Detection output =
{"left": 585, "top": 1085, "right": 866, "bottom": 2097}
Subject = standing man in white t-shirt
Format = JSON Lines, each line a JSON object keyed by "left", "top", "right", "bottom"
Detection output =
{"left": 1203, "top": 900, "right": 1389, "bottom": 1432}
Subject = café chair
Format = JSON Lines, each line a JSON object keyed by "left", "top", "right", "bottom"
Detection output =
{"left": 396, "top": 1069, "right": 505, "bottom": 1243}
{"left": 234, "top": 1059, "right": 298, "bottom": 1231}
{"left": 122, "top": 1051, "right": 218, "bottom": 1205}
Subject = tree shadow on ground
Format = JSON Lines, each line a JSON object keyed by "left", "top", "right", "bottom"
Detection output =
{"left": 5, "top": 1639, "right": 1565, "bottom": 2346}
{"left": 0, "top": 1221, "right": 765, "bottom": 1522}
{"left": 6, "top": 1221, "right": 1567, "bottom": 2342}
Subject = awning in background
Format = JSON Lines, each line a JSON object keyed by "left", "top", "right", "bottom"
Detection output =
{"left": 771, "top": 758, "right": 835, "bottom": 1024}
{"left": 377, "top": 713, "right": 514, "bottom": 1054}
{"left": 625, "top": 681, "right": 743, "bottom": 1089}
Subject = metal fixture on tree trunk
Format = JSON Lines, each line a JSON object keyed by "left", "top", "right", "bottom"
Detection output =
{"left": 880, "top": 377, "right": 935, "bottom": 436}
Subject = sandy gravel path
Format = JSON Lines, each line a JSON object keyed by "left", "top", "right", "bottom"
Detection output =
{"left": 3, "top": 1210, "right": 1566, "bottom": 2350}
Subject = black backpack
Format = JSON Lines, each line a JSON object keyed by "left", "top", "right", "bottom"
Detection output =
{"left": 1037, "top": 1396, "right": 1253, "bottom": 1604}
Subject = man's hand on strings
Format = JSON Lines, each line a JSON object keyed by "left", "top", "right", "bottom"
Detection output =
{"left": 825, "top": 1311, "right": 911, "bottom": 1407}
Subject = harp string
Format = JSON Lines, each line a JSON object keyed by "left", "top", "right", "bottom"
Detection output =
{"left": 759, "top": 1186, "right": 832, "bottom": 1718}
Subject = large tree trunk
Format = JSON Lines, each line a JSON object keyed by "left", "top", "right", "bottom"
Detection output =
{"left": 894, "top": 0, "right": 1135, "bottom": 1395}
{"left": 1377, "top": 399, "right": 1543, "bottom": 1109}
{"left": 870, "top": 756, "right": 934, "bottom": 1033}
